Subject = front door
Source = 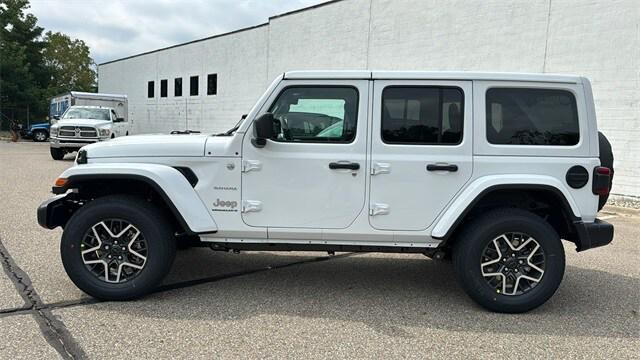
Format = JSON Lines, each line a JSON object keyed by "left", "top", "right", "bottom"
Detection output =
{"left": 241, "top": 80, "right": 369, "bottom": 229}
{"left": 369, "top": 80, "right": 473, "bottom": 231}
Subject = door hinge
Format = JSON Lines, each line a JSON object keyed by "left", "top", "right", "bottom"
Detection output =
{"left": 242, "top": 160, "right": 262, "bottom": 173}
{"left": 371, "top": 162, "right": 391, "bottom": 175}
{"left": 242, "top": 200, "right": 262, "bottom": 213}
{"left": 369, "top": 203, "right": 390, "bottom": 216}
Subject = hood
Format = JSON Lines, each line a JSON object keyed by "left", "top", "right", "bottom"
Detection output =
{"left": 83, "top": 134, "right": 209, "bottom": 158}
{"left": 29, "top": 123, "right": 50, "bottom": 130}
{"left": 55, "top": 118, "right": 112, "bottom": 128}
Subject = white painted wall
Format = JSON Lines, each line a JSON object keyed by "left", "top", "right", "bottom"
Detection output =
{"left": 98, "top": 0, "right": 640, "bottom": 197}
{"left": 99, "top": 25, "right": 269, "bottom": 134}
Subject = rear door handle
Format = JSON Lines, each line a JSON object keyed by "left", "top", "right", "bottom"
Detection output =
{"left": 329, "top": 162, "right": 360, "bottom": 170}
{"left": 427, "top": 164, "right": 458, "bottom": 172}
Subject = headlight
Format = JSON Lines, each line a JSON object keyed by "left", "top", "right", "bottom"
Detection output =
{"left": 98, "top": 128, "right": 111, "bottom": 137}
{"left": 50, "top": 126, "right": 58, "bottom": 136}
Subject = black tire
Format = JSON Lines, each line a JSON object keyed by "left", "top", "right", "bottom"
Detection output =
{"left": 61, "top": 195, "right": 176, "bottom": 300}
{"left": 50, "top": 147, "right": 64, "bottom": 160}
{"left": 33, "top": 130, "right": 48, "bottom": 142}
{"left": 452, "top": 208, "right": 565, "bottom": 313}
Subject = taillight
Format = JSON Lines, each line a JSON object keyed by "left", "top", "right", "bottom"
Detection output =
{"left": 592, "top": 167, "right": 611, "bottom": 196}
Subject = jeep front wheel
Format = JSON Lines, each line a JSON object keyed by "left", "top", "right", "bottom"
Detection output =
{"left": 452, "top": 208, "right": 565, "bottom": 313}
{"left": 61, "top": 195, "right": 176, "bottom": 300}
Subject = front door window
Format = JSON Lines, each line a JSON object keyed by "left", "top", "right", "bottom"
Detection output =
{"left": 268, "top": 87, "right": 358, "bottom": 143}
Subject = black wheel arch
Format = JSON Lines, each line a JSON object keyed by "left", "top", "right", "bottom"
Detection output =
{"left": 436, "top": 184, "right": 580, "bottom": 248}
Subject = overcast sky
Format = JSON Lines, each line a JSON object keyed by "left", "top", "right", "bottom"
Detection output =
{"left": 28, "top": 0, "right": 326, "bottom": 64}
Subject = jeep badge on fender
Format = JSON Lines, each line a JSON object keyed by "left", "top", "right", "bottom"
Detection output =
{"left": 37, "top": 71, "right": 614, "bottom": 313}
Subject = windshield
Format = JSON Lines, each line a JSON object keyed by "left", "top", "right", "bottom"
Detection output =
{"left": 62, "top": 108, "right": 110, "bottom": 121}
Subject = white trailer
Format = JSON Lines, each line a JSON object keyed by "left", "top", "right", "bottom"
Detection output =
{"left": 50, "top": 92, "right": 128, "bottom": 123}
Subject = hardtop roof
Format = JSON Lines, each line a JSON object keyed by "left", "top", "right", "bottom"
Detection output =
{"left": 283, "top": 70, "right": 583, "bottom": 84}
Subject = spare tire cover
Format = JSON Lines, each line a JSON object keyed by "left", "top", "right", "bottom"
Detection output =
{"left": 598, "top": 131, "right": 614, "bottom": 210}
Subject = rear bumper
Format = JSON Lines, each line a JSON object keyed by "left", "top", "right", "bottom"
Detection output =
{"left": 574, "top": 219, "right": 614, "bottom": 252}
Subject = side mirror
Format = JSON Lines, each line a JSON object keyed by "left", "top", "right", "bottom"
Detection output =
{"left": 53, "top": 115, "right": 60, "bottom": 120}
{"left": 252, "top": 113, "right": 274, "bottom": 148}
{"left": 114, "top": 117, "right": 125, "bottom": 123}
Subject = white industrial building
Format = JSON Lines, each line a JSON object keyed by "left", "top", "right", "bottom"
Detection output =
{"left": 97, "top": 0, "right": 639, "bottom": 197}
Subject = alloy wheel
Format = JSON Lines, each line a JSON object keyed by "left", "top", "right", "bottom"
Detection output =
{"left": 80, "top": 219, "right": 148, "bottom": 283}
{"left": 480, "top": 232, "right": 545, "bottom": 296}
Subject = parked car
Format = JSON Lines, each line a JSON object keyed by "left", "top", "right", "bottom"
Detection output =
{"left": 49, "top": 105, "right": 130, "bottom": 160}
{"left": 37, "top": 71, "right": 614, "bottom": 313}
{"left": 20, "top": 122, "right": 51, "bottom": 142}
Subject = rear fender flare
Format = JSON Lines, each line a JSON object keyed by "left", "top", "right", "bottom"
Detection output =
{"left": 431, "top": 175, "right": 580, "bottom": 240}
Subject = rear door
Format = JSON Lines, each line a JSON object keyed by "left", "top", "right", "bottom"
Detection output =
{"left": 369, "top": 80, "right": 473, "bottom": 231}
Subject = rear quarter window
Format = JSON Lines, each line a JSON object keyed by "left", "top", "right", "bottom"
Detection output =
{"left": 486, "top": 88, "right": 579, "bottom": 146}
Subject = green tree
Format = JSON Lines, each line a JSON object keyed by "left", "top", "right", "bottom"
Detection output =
{"left": 43, "top": 31, "right": 97, "bottom": 94}
{"left": 0, "top": 0, "right": 50, "bottom": 123}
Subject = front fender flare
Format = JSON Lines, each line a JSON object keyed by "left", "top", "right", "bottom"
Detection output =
{"left": 56, "top": 163, "right": 218, "bottom": 234}
{"left": 431, "top": 175, "right": 580, "bottom": 240}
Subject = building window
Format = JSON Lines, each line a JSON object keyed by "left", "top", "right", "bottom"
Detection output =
{"left": 268, "top": 86, "right": 359, "bottom": 143}
{"left": 207, "top": 73, "right": 217, "bottom": 95}
{"left": 486, "top": 88, "right": 579, "bottom": 145}
{"left": 160, "top": 79, "right": 167, "bottom": 98}
{"left": 174, "top": 78, "right": 182, "bottom": 97}
{"left": 381, "top": 86, "right": 464, "bottom": 145}
{"left": 190, "top": 76, "right": 199, "bottom": 96}
{"left": 147, "top": 81, "right": 154, "bottom": 98}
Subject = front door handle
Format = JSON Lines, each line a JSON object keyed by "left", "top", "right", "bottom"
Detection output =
{"left": 329, "top": 162, "right": 360, "bottom": 171}
{"left": 427, "top": 163, "right": 458, "bottom": 172}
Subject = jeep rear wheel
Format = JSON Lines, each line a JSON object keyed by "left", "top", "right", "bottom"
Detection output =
{"left": 452, "top": 208, "right": 565, "bottom": 313}
{"left": 61, "top": 195, "right": 176, "bottom": 300}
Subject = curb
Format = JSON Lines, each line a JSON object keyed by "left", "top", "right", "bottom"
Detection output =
{"left": 601, "top": 205, "right": 640, "bottom": 217}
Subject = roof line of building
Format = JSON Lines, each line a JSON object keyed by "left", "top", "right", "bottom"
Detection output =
{"left": 98, "top": 0, "right": 345, "bottom": 67}
{"left": 268, "top": 0, "right": 345, "bottom": 20}
{"left": 98, "top": 22, "right": 268, "bottom": 66}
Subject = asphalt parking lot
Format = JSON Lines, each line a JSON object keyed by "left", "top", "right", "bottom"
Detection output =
{"left": 0, "top": 141, "right": 638, "bottom": 359}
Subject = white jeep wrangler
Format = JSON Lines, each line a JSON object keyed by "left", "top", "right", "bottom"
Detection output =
{"left": 49, "top": 105, "right": 130, "bottom": 160}
{"left": 38, "top": 71, "right": 614, "bottom": 313}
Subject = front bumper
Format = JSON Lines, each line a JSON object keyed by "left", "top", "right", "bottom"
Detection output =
{"left": 574, "top": 219, "right": 614, "bottom": 252}
{"left": 20, "top": 130, "right": 32, "bottom": 139}
{"left": 50, "top": 136, "right": 102, "bottom": 149}
{"left": 37, "top": 194, "right": 73, "bottom": 229}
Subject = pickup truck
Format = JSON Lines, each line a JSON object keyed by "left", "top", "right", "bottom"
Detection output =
{"left": 49, "top": 105, "right": 130, "bottom": 160}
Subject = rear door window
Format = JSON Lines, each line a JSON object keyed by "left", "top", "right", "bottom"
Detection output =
{"left": 381, "top": 87, "right": 463, "bottom": 145}
{"left": 486, "top": 88, "right": 579, "bottom": 145}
